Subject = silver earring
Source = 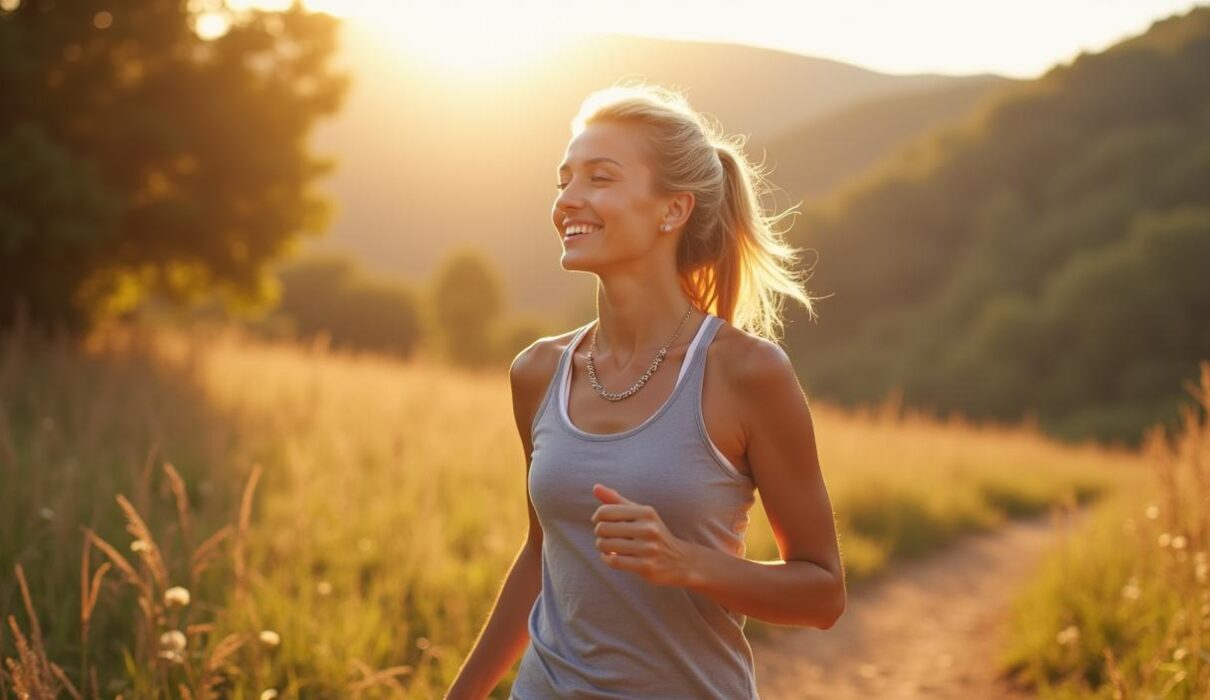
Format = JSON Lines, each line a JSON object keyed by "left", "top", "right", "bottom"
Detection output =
{"left": 660, "top": 223, "right": 671, "bottom": 232}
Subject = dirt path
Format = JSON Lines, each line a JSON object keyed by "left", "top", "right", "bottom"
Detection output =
{"left": 752, "top": 506, "right": 1088, "bottom": 699}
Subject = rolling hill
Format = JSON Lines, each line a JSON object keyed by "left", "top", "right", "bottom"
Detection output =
{"left": 307, "top": 19, "right": 1012, "bottom": 320}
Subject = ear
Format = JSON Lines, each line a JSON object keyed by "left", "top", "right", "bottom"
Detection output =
{"left": 660, "top": 191, "right": 695, "bottom": 233}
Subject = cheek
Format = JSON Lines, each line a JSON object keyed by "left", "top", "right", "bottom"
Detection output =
{"left": 597, "top": 191, "right": 646, "bottom": 226}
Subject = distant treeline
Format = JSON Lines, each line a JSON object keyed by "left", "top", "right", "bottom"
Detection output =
{"left": 258, "top": 249, "right": 553, "bottom": 369}
{"left": 783, "top": 7, "right": 1210, "bottom": 446}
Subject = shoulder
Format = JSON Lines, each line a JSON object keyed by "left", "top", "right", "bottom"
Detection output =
{"left": 509, "top": 324, "right": 587, "bottom": 398}
{"left": 709, "top": 320, "right": 813, "bottom": 450}
{"left": 709, "top": 321, "right": 799, "bottom": 397}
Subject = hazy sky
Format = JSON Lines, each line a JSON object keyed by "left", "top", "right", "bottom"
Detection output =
{"left": 244, "top": 0, "right": 1202, "bottom": 79}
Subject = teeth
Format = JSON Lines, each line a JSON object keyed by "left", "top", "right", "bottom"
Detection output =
{"left": 566, "top": 225, "right": 602, "bottom": 237}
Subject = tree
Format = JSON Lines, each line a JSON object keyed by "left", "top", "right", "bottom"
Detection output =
{"left": 276, "top": 253, "right": 425, "bottom": 357}
{"left": 0, "top": 0, "right": 347, "bottom": 332}
{"left": 429, "top": 249, "right": 504, "bottom": 368}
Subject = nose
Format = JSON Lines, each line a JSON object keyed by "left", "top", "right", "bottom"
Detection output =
{"left": 554, "top": 178, "right": 588, "bottom": 210}
{"left": 554, "top": 191, "right": 583, "bottom": 222}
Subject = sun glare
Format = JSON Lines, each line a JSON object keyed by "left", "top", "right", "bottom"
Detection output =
{"left": 243, "top": 0, "right": 574, "bottom": 75}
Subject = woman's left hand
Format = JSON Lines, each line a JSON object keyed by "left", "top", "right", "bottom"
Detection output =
{"left": 591, "top": 483, "right": 697, "bottom": 587}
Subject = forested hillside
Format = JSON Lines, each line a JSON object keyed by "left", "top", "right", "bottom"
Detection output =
{"left": 783, "top": 6, "right": 1210, "bottom": 445}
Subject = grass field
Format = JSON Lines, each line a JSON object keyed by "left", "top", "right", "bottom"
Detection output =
{"left": 1000, "top": 364, "right": 1209, "bottom": 699}
{"left": 0, "top": 323, "right": 1145, "bottom": 698}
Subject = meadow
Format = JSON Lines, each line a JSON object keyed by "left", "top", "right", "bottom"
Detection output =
{"left": 0, "top": 322, "right": 1146, "bottom": 698}
{"left": 1001, "top": 364, "right": 1210, "bottom": 699}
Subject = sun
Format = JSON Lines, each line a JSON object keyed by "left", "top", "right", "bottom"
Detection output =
{"left": 273, "top": 0, "right": 575, "bottom": 75}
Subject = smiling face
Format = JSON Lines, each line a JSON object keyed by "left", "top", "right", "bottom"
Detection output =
{"left": 553, "top": 121, "right": 673, "bottom": 273}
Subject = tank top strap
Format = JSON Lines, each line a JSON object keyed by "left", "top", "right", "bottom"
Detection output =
{"left": 556, "top": 321, "right": 595, "bottom": 393}
{"left": 665, "top": 313, "right": 722, "bottom": 414}
{"left": 562, "top": 322, "right": 595, "bottom": 380}
{"left": 531, "top": 321, "right": 594, "bottom": 440}
{"left": 682, "top": 314, "right": 723, "bottom": 386}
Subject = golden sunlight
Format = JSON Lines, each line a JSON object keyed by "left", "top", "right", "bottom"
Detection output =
{"left": 240, "top": 0, "right": 573, "bottom": 74}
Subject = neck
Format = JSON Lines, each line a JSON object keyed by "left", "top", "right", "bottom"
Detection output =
{"left": 592, "top": 276, "right": 701, "bottom": 371}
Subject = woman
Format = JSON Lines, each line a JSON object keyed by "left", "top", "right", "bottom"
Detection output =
{"left": 447, "top": 83, "right": 845, "bottom": 699}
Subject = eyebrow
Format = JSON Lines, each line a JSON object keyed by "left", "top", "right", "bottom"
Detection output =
{"left": 557, "top": 157, "right": 624, "bottom": 173}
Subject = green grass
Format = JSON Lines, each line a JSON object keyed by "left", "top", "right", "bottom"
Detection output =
{"left": 999, "top": 365, "right": 1209, "bottom": 698}
{"left": 0, "top": 324, "right": 1142, "bottom": 698}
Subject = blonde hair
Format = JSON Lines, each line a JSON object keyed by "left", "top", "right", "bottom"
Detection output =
{"left": 571, "top": 81, "right": 819, "bottom": 342}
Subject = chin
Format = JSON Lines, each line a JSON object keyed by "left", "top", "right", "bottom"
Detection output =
{"left": 560, "top": 251, "right": 601, "bottom": 274}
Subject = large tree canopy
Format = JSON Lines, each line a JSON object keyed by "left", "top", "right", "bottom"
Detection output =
{"left": 0, "top": 0, "right": 347, "bottom": 331}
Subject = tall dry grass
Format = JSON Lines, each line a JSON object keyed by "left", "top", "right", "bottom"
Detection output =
{"left": 2, "top": 322, "right": 1145, "bottom": 698}
{"left": 1002, "top": 362, "right": 1210, "bottom": 698}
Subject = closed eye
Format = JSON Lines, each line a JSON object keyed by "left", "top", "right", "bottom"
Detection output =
{"left": 556, "top": 177, "right": 610, "bottom": 191}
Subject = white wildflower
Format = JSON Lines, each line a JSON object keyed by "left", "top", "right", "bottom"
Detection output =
{"left": 164, "top": 586, "right": 191, "bottom": 608}
{"left": 159, "top": 630, "right": 187, "bottom": 652}
{"left": 157, "top": 649, "right": 185, "bottom": 664}
{"left": 1055, "top": 625, "right": 1080, "bottom": 646}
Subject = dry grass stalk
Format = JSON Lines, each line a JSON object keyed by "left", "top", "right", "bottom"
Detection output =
{"left": 190, "top": 526, "right": 233, "bottom": 583}
{"left": 186, "top": 623, "right": 215, "bottom": 637}
{"left": 5, "top": 616, "right": 49, "bottom": 699}
{"left": 348, "top": 659, "right": 414, "bottom": 695}
{"left": 13, "top": 565, "right": 43, "bottom": 665}
{"left": 198, "top": 633, "right": 246, "bottom": 700}
{"left": 79, "top": 536, "right": 111, "bottom": 646}
{"left": 83, "top": 529, "right": 149, "bottom": 599}
{"left": 48, "top": 665, "right": 81, "bottom": 700}
{"left": 163, "top": 462, "right": 194, "bottom": 549}
{"left": 3, "top": 565, "right": 76, "bottom": 700}
{"left": 233, "top": 464, "right": 263, "bottom": 595}
{"left": 1102, "top": 647, "right": 1127, "bottom": 700}
{"left": 115, "top": 494, "right": 170, "bottom": 591}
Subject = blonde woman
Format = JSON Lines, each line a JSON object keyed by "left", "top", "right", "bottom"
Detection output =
{"left": 447, "top": 83, "right": 845, "bottom": 700}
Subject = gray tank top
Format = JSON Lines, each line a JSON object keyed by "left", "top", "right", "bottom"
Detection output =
{"left": 511, "top": 313, "right": 760, "bottom": 699}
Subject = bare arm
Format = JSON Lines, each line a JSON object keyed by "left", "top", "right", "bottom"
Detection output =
{"left": 683, "top": 340, "right": 845, "bottom": 628}
{"left": 446, "top": 346, "right": 549, "bottom": 700}
{"left": 445, "top": 541, "right": 542, "bottom": 699}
